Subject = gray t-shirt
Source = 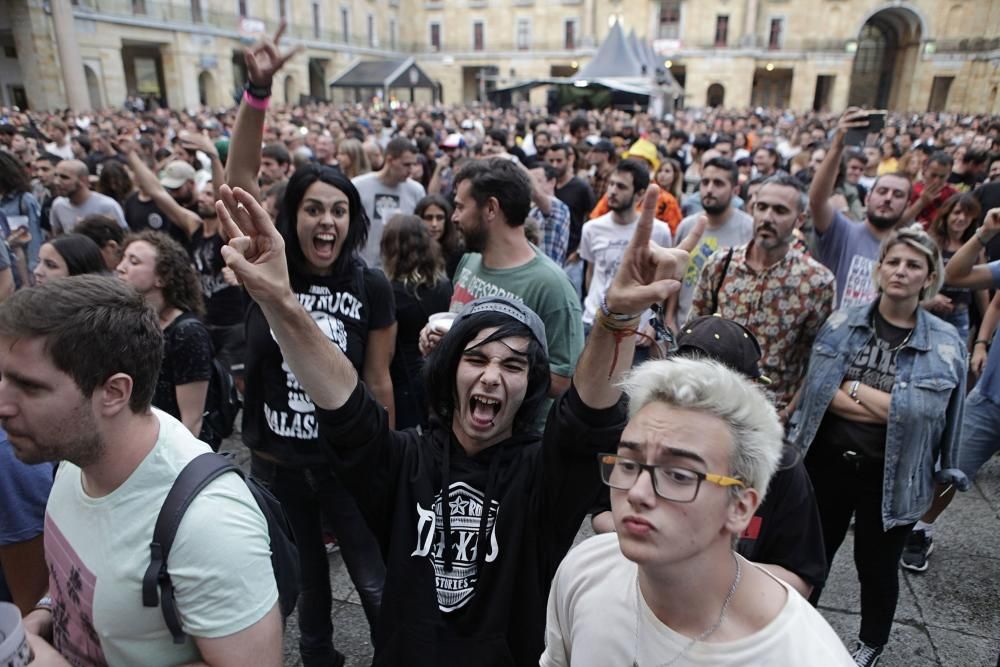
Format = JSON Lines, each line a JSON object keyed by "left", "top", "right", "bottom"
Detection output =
{"left": 351, "top": 172, "right": 425, "bottom": 268}
{"left": 673, "top": 208, "right": 753, "bottom": 326}
{"left": 815, "top": 211, "right": 882, "bottom": 309}
{"left": 50, "top": 192, "right": 127, "bottom": 234}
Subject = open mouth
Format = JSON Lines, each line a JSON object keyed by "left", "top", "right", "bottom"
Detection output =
{"left": 469, "top": 394, "right": 501, "bottom": 428}
{"left": 313, "top": 231, "right": 337, "bottom": 260}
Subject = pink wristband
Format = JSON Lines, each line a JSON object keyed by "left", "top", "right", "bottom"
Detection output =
{"left": 243, "top": 90, "right": 270, "bottom": 110}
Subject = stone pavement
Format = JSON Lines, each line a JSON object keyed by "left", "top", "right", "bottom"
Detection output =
{"left": 221, "top": 440, "right": 1000, "bottom": 667}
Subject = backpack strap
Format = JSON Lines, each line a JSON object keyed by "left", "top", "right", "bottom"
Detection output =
{"left": 142, "top": 452, "right": 242, "bottom": 644}
{"left": 709, "top": 246, "right": 735, "bottom": 316}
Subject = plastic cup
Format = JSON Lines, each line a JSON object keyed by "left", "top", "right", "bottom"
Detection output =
{"left": 0, "top": 602, "right": 34, "bottom": 666}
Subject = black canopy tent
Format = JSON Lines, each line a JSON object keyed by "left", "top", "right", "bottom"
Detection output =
{"left": 487, "top": 22, "right": 681, "bottom": 112}
{"left": 329, "top": 57, "right": 439, "bottom": 103}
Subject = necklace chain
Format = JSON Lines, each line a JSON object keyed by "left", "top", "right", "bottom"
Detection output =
{"left": 872, "top": 311, "right": 914, "bottom": 352}
{"left": 632, "top": 551, "right": 743, "bottom": 667}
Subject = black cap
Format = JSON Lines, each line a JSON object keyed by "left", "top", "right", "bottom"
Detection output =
{"left": 676, "top": 315, "right": 770, "bottom": 384}
{"left": 591, "top": 139, "right": 616, "bottom": 156}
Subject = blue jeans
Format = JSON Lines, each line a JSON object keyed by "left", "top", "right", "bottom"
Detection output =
{"left": 957, "top": 388, "right": 1000, "bottom": 480}
{"left": 564, "top": 257, "right": 584, "bottom": 301}
{"left": 251, "top": 455, "right": 385, "bottom": 666}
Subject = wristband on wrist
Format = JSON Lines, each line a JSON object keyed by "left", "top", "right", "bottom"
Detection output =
{"left": 600, "top": 293, "right": 641, "bottom": 322}
{"left": 849, "top": 380, "right": 861, "bottom": 403}
{"left": 244, "top": 80, "right": 272, "bottom": 100}
{"left": 243, "top": 90, "right": 270, "bottom": 111}
{"left": 974, "top": 339, "right": 990, "bottom": 347}
{"left": 34, "top": 595, "right": 53, "bottom": 613}
{"left": 976, "top": 229, "right": 993, "bottom": 246}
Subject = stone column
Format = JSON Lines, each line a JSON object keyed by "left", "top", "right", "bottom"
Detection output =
{"left": 741, "top": 0, "right": 759, "bottom": 47}
{"left": 50, "top": 0, "right": 90, "bottom": 109}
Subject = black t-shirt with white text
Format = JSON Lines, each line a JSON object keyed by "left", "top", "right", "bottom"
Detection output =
{"left": 190, "top": 227, "right": 245, "bottom": 326}
{"left": 814, "top": 309, "right": 911, "bottom": 460}
{"left": 242, "top": 262, "right": 395, "bottom": 467}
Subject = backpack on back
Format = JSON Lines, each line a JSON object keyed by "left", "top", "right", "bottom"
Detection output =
{"left": 141, "top": 452, "right": 300, "bottom": 643}
{"left": 200, "top": 357, "right": 241, "bottom": 450}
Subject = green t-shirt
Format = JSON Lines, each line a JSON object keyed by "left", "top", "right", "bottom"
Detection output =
{"left": 451, "top": 247, "right": 584, "bottom": 379}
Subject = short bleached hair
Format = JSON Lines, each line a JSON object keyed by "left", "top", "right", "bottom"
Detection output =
{"left": 872, "top": 223, "right": 944, "bottom": 300}
{"left": 619, "top": 357, "right": 783, "bottom": 498}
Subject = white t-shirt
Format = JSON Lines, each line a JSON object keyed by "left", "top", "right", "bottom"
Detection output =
{"left": 673, "top": 208, "right": 753, "bottom": 326}
{"left": 44, "top": 409, "right": 277, "bottom": 667}
{"left": 541, "top": 533, "right": 854, "bottom": 667}
{"left": 579, "top": 212, "right": 672, "bottom": 325}
{"left": 351, "top": 172, "right": 426, "bottom": 268}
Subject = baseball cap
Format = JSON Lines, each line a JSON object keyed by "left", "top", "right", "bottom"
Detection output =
{"left": 675, "top": 315, "right": 769, "bottom": 384}
{"left": 454, "top": 296, "right": 548, "bottom": 357}
{"left": 442, "top": 133, "right": 466, "bottom": 149}
{"left": 159, "top": 160, "right": 196, "bottom": 189}
{"left": 591, "top": 139, "right": 616, "bottom": 156}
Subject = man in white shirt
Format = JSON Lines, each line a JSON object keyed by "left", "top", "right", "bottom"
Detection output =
{"left": 0, "top": 275, "right": 281, "bottom": 667}
{"left": 540, "top": 230, "right": 854, "bottom": 666}
{"left": 49, "top": 160, "right": 127, "bottom": 234}
{"left": 351, "top": 136, "right": 425, "bottom": 268}
{"left": 580, "top": 159, "right": 672, "bottom": 333}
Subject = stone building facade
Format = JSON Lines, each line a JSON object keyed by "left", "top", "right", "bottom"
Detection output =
{"left": 0, "top": 0, "right": 997, "bottom": 112}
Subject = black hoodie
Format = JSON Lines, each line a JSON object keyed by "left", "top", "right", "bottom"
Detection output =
{"left": 316, "top": 381, "right": 627, "bottom": 666}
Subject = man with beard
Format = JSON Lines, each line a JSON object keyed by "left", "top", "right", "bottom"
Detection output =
{"left": 545, "top": 143, "right": 595, "bottom": 267}
{"left": 423, "top": 158, "right": 583, "bottom": 406}
{"left": 690, "top": 175, "right": 835, "bottom": 420}
{"left": 668, "top": 157, "right": 753, "bottom": 330}
{"left": 49, "top": 159, "right": 127, "bottom": 234}
{"left": 810, "top": 108, "right": 912, "bottom": 309}
{"left": 0, "top": 275, "right": 280, "bottom": 666}
{"left": 580, "top": 160, "right": 671, "bottom": 344}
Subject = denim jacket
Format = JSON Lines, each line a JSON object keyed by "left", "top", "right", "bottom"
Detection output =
{"left": 789, "top": 301, "right": 967, "bottom": 530}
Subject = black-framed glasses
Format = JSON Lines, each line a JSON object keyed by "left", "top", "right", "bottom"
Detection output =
{"left": 598, "top": 453, "right": 745, "bottom": 503}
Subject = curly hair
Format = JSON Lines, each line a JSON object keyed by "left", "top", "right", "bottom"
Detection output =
{"left": 380, "top": 214, "right": 444, "bottom": 288}
{"left": 97, "top": 159, "right": 134, "bottom": 205}
{"left": 124, "top": 230, "right": 205, "bottom": 316}
{"left": 0, "top": 151, "right": 31, "bottom": 195}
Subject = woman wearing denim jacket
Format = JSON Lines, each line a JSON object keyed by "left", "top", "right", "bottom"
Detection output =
{"left": 789, "top": 225, "right": 967, "bottom": 667}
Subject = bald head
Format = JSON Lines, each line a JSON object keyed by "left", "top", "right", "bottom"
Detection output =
{"left": 54, "top": 159, "right": 91, "bottom": 199}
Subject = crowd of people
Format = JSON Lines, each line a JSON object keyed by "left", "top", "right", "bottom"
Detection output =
{"left": 2, "top": 27, "right": 1000, "bottom": 667}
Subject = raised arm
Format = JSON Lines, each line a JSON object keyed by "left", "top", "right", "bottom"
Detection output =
{"left": 809, "top": 109, "right": 869, "bottom": 235}
{"left": 119, "top": 137, "right": 201, "bottom": 238}
{"left": 225, "top": 24, "right": 300, "bottom": 202}
{"left": 216, "top": 185, "right": 358, "bottom": 410}
{"left": 574, "top": 185, "right": 689, "bottom": 409}
{"left": 944, "top": 207, "right": 1000, "bottom": 289}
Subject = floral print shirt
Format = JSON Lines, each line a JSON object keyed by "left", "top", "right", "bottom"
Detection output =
{"left": 690, "top": 242, "right": 836, "bottom": 410}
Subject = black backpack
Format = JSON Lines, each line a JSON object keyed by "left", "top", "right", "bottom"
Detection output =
{"left": 200, "top": 357, "right": 241, "bottom": 450}
{"left": 141, "top": 452, "right": 300, "bottom": 643}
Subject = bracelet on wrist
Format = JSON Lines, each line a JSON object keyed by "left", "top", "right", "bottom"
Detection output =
{"left": 974, "top": 339, "right": 990, "bottom": 347}
{"left": 600, "top": 293, "right": 642, "bottom": 322}
{"left": 849, "top": 380, "right": 861, "bottom": 403}
{"left": 33, "top": 594, "right": 53, "bottom": 613}
{"left": 595, "top": 309, "right": 641, "bottom": 333}
{"left": 243, "top": 90, "right": 270, "bottom": 111}
{"left": 244, "top": 80, "right": 272, "bottom": 100}
{"left": 976, "top": 230, "right": 992, "bottom": 246}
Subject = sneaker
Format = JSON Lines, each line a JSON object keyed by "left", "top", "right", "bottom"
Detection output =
{"left": 323, "top": 533, "right": 340, "bottom": 555}
{"left": 851, "top": 640, "right": 884, "bottom": 667}
{"left": 900, "top": 529, "right": 934, "bottom": 572}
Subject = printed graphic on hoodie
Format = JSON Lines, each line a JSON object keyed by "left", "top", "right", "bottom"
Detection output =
{"left": 411, "top": 481, "right": 500, "bottom": 612}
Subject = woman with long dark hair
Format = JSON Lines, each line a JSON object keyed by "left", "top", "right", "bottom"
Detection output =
{"left": 380, "top": 214, "right": 453, "bottom": 429}
{"left": 926, "top": 192, "right": 986, "bottom": 342}
{"left": 32, "top": 233, "right": 106, "bottom": 285}
{"left": 415, "top": 194, "right": 464, "bottom": 278}
{"left": 225, "top": 32, "right": 392, "bottom": 666}
{"left": 0, "top": 151, "right": 43, "bottom": 281}
{"left": 790, "top": 225, "right": 965, "bottom": 666}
